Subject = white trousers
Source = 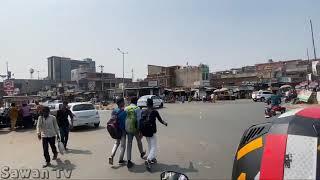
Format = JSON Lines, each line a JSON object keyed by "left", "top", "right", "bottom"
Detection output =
{"left": 146, "top": 134, "right": 157, "bottom": 161}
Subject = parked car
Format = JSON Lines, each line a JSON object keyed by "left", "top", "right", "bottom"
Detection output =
{"left": 251, "top": 91, "right": 258, "bottom": 101}
{"left": 137, "top": 95, "right": 164, "bottom": 108}
{"left": 48, "top": 103, "right": 63, "bottom": 117}
{"left": 68, "top": 102, "right": 100, "bottom": 129}
{"left": 253, "top": 91, "right": 272, "bottom": 102}
{"left": 0, "top": 108, "right": 10, "bottom": 128}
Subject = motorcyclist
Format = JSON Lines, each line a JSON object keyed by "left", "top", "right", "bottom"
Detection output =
{"left": 265, "top": 91, "right": 282, "bottom": 117}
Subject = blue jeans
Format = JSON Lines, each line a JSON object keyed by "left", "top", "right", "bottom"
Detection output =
{"left": 60, "top": 126, "right": 69, "bottom": 148}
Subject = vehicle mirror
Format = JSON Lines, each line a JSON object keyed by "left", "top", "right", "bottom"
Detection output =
{"left": 160, "top": 171, "right": 189, "bottom": 180}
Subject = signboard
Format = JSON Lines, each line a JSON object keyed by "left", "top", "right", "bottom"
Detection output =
{"left": 148, "top": 81, "right": 158, "bottom": 87}
{"left": 312, "top": 61, "right": 319, "bottom": 76}
{"left": 297, "top": 90, "right": 313, "bottom": 103}
{"left": 3, "top": 80, "right": 14, "bottom": 95}
{"left": 88, "top": 81, "right": 95, "bottom": 91}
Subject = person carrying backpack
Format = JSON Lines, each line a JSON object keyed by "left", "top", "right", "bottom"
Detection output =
{"left": 140, "top": 98, "right": 167, "bottom": 169}
{"left": 125, "top": 97, "right": 145, "bottom": 168}
{"left": 108, "top": 97, "right": 127, "bottom": 165}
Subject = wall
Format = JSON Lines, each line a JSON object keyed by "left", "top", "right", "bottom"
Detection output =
{"left": 148, "top": 65, "right": 163, "bottom": 75}
{"left": 175, "top": 67, "right": 201, "bottom": 87}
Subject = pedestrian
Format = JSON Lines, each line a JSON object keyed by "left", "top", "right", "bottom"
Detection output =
{"left": 140, "top": 98, "right": 168, "bottom": 169}
{"left": 9, "top": 103, "right": 19, "bottom": 131}
{"left": 125, "top": 96, "right": 146, "bottom": 168}
{"left": 108, "top": 97, "right": 127, "bottom": 165}
{"left": 35, "top": 101, "right": 43, "bottom": 120}
{"left": 56, "top": 101, "right": 73, "bottom": 150}
{"left": 36, "top": 106, "right": 60, "bottom": 168}
{"left": 21, "top": 103, "right": 32, "bottom": 128}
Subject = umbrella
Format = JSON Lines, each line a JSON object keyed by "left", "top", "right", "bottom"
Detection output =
{"left": 220, "top": 88, "right": 228, "bottom": 91}
{"left": 280, "top": 85, "right": 292, "bottom": 89}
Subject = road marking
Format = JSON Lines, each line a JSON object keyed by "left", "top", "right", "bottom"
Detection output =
{"left": 237, "top": 137, "right": 263, "bottom": 160}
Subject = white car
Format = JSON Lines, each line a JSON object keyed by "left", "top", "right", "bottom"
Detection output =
{"left": 254, "top": 91, "right": 272, "bottom": 102}
{"left": 68, "top": 102, "right": 100, "bottom": 129}
{"left": 137, "top": 95, "right": 164, "bottom": 108}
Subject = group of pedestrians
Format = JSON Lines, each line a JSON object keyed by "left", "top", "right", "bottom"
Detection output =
{"left": 109, "top": 96, "right": 167, "bottom": 169}
{"left": 36, "top": 101, "right": 73, "bottom": 167}
{"left": 8, "top": 102, "right": 34, "bottom": 130}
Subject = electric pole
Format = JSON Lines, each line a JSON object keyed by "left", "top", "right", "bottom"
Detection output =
{"left": 310, "top": 19, "right": 317, "bottom": 61}
{"left": 98, "top": 65, "right": 104, "bottom": 92}
{"left": 117, "top": 48, "right": 128, "bottom": 98}
{"left": 131, "top": 68, "right": 134, "bottom": 82}
{"left": 307, "top": 48, "right": 310, "bottom": 61}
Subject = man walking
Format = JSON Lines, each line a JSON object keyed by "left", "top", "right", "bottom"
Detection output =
{"left": 141, "top": 99, "right": 167, "bottom": 170}
{"left": 56, "top": 101, "right": 73, "bottom": 150}
{"left": 125, "top": 97, "right": 145, "bottom": 168}
{"left": 36, "top": 107, "right": 60, "bottom": 168}
{"left": 109, "top": 97, "right": 127, "bottom": 165}
{"left": 21, "top": 103, "right": 32, "bottom": 128}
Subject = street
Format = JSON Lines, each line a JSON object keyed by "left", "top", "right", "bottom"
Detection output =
{"left": 0, "top": 100, "right": 265, "bottom": 179}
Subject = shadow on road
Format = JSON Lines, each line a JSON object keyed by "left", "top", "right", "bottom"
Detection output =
{"left": 15, "top": 128, "right": 36, "bottom": 133}
{"left": 52, "top": 159, "right": 76, "bottom": 171}
{"left": 70, "top": 126, "right": 105, "bottom": 133}
{"left": 0, "top": 129, "right": 11, "bottom": 134}
{"left": 66, "top": 149, "right": 92, "bottom": 155}
{"left": 128, "top": 161, "right": 198, "bottom": 174}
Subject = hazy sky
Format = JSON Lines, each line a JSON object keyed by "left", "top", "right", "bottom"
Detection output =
{"left": 0, "top": 0, "right": 320, "bottom": 80}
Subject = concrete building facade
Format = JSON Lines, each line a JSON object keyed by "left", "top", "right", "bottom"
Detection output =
{"left": 48, "top": 56, "right": 96, "bottom": 82}
{"left": 175, "top": 64, "right": 210, "bottom": 88}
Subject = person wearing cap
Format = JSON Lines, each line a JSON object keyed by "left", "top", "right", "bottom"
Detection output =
{"left": 108, "top": 97, "right": 127, "bottom": 165}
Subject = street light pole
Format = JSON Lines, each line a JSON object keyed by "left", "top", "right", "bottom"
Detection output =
{"left": 117, "top": 48, "right": 128, "bottom": 98}
{"left": 98, "top": 65, "right": 104, "bottom": 92}
{"left": 310, "top": 19, "right": 317, "bottom": 61}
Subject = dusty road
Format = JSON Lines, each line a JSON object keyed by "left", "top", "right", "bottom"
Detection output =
{"left": 0, "top": 100, "right": 265, "bottom": 179}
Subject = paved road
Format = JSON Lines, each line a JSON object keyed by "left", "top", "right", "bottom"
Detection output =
{"left": 0, "top": 100, "right": 265, "bottom": 179}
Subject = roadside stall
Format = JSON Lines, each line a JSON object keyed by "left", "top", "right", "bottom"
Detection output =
{"left": 215, "top": 88, "right": 236, "bottom": 100}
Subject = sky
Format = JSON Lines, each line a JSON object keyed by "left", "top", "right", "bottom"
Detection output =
{"left": 0, "top": 0, "right": 320, "bottom": 80}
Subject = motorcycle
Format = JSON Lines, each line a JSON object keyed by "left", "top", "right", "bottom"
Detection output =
{"left": 264, "top": 105, "right": 286, "bottom": 118}
{"left": 264, "top": 97, "right": 286, "bottom": 118}
{"left": 160, "top": 171, "right": 189, "bottom": 180}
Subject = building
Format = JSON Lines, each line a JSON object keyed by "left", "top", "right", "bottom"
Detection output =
{"left": 8, "top": 79, "right": 57, "bottom": 95}
{"left": 48, "top": 56, "right": 96, "bottom": 82}
{"left": 145, "top": 65, "right": 180, "bottom": 88}
{"left": 71, "top": 66, "right": 132, "bottom": 99}
{"left": 175, "top": 64, "right": 210, "bottom": 88}
{"left": 210, "top": 66, "right": 258, "bottom": 88}
{"left": 281, "top": 60, "right": 310, "bottom": 83}
{"left": 211, "top": 59, "right": 312, "bottom": 89}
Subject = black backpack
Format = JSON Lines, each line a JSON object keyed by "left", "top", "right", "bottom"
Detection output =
{"left": 140, "top": 110, "right": 155, "bottom": 137}
{"left": 107, "top": 112, "right": 122, "bottom": 139}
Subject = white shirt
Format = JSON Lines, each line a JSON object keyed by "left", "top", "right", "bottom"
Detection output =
{"left": 36, "top": 115, "right": 60, "bottom": 138}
